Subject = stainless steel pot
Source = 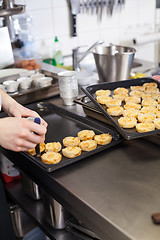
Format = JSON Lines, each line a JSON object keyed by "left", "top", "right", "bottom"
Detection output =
{"left": 41, "top": 190, "right": 70, "bottom": 229}
{"left": 93, "top": 44, "right": 136, "bottom": 82}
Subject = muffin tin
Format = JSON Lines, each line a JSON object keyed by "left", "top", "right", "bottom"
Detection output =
{"left": 82, "top": 77, "right": 160, "bottom": 140}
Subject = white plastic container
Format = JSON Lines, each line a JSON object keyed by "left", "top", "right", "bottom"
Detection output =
{"left": 3, "top": 80, "right": 19, "bottom": 93}
{"left": 17, "top": 77, "right": 32, "bottom": 90}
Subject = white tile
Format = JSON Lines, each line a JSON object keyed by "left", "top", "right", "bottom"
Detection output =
{"left": 28, "top": 9, "right": 53, "bottom": 40}
{"left": 100, "top": 28, "right": 121, "bottom": 45}
{"left": 77, "top": 13, "right": 99, "bottom": 33}
{"left": 52, "top": 7, "right": 70, "bottom": 36}
{"left": 120, "top": 0, "right": 138, "bottom": 27}
{"left": 51, "top": 0, "right": 68, "bottom": 8}
{"left": 25, "top": 0, "right": 51, "bottom": 10}
{"left": 137, "top": 0, "right": 156, "bottom": 25}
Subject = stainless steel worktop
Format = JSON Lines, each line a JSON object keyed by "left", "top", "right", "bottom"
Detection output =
{"left": 2, "top": 96, "right": 160, "bottom": 240}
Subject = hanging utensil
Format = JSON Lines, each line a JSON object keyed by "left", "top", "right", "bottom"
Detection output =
{"left": 108, "top": 0, "right": 115, "bottom": 16}
{"left": 70, "top": 0, "right": 80, "bottom": 37}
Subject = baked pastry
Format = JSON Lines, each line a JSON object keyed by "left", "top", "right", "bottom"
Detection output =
{"left": 28, "top": 142, "right": 45, "bottom": 156}
{"left": 45, "top": 142, "right": 62, "bottom": 153}
{"left": 154, "top": 118, "right": 160, "bottom": 129}
{"left": 107, "top": 106, "right": 123, "bottom": 116}
{"left": 123, "top": 109, "right": 140, "bottom": 118}
{"left": 129, "top": 90, "right": 143, "bottom": 98}
{"left": 78, "top": 130, "right": 95, "bottom": 141}
{"left": 41, "top": 152, "right": 62, "bottom": 164}
{"left": 94, "top": 133, "right": 112, "bottom": 145}
{"left": 62, "top": 146, "right": 81, "bottom": 158}
{"left": 96, "top": 96, "right": 112, "bottom": 105}
{"left": 130, "top": 85, "right": 145, "bottom": 92}
{"left": 136, "top": 122, "right": 155, "bottom": 133}
{"left": 105, "top": 99, "right": 122, "bottom": 108}
{"left": 124, "top": 102, "right": 141, "bottom": 110}
{"left": 145, "top": 87, "right": 159, "bottom": 94}
{"left": 125, "top": 96, "right": 141, "bottom": 104}
{"left": 137, "top": 113, "right": 156, "bottom": 123}
{"left": 95, "top": 89, "right": 111, "bottom": 97}
{"left": 118, "top": 116, "right": 137, "bottom": 128}
{"left": 156, "top": 111, "right": 160, "bottom": 118}
{"left": 63, "top": 136, "right": 80, "bottom": 147}
{"left": 114, "top": 87, "right": 128, "bottom": 95}
{"left": 141, "top": 99, "right": 158, "bottom": 107}
{"left": 143, "top": 82, "right": 158, "bottom": 89}
{"left": 79, "top": 140, "right": 97, "bottom": 151}
{"left": 113, "top": 93, "right": 128, "bottom": 101}
{"left": 141, "top": 106, "right": 158, "bottom": 114}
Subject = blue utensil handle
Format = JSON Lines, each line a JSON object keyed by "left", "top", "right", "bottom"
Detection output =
{"left": 34, "top": 117, "right": 41, "bottom": 125}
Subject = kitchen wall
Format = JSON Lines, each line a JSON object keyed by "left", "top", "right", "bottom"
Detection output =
{"left": 21, "top": 0, "right": 156, "bottom": 62}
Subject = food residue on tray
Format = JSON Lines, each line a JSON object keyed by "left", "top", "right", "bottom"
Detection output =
{"left": 95, "top": 82, "right": 160, "bottom": 133}
{"left": 27, "top": 130, "right": 113, "bottom": 164}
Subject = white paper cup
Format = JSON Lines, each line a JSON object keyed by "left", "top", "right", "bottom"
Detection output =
{"left": 3, "top": 80, "right": 19, "bottom": 93}
{"left": 36, "top": 77, "right": 53, "bottom": 88}
{"left": 17, "top": 77, "right": 32, "bottom": 90}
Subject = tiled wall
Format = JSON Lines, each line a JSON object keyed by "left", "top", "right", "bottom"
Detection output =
{"left": 17, "top": 0, "right": 157, "bottom": 61}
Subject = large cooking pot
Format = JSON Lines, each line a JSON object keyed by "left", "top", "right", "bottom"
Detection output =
{"left": 93, "top": 45, "right": 136, "bottom": 82}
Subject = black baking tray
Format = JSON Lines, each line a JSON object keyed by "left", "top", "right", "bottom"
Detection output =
{"left": 0, "top": 102, "right": 123, "bottom": 172}
{"left": 81, "top": 77, "right": 160, "bottom": 140}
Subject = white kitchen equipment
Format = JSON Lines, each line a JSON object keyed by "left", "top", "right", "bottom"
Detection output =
{"left": 0, "top": 27, "right": 14, "bottom": 69}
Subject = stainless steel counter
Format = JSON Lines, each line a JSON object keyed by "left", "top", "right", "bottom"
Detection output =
{"left": 2, "top": 96, "right": 160, "bottom": 240}
{"left": 1, "top": 61, "right": 160, "bottom": 239}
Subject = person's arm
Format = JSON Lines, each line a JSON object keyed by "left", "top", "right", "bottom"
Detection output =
{"left": 0, "top": 89, "right": 47, "bottom": 152}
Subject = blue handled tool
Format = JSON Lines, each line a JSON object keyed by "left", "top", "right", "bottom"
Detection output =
{"left": 34, "top": 117, "right": 41, "bottom": 157}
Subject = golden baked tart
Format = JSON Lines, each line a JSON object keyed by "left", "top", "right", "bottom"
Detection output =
{"left": 96, "top": 96, "right": 112, "bottom": 105}
{"left": 107, "top": 106, "right": 123, "bottom": 116}
{"left": 114, "top": 87, "right": 128, "bottom": 95}
{"left": 124, "top": 102, "right": 141, "bottom": 110}
{"left": 95, "top": 89, "right": 111, "bottom": 97}
{"left": 141, "top": 99, "right": 158, "bottom": 107}
{"left": 79, "top": 140, "right": 97, "bottom": 152}
{"left": 137, "top": 113, "right": 156, "bottom": 123}
{"left": 145, "top": 87, "right": 159, "bottom": 94}
{"left": 94, "top": 133, "right": 112, "bottom": 145}
{"left": 154, "top": 118, "right": 160, "bottom": 129}
{"left": 105, "top": 99, "right": 122, "bottom": 108}
{"left": 45, "top": 142, "right": 62, "bottom": 153}
{"left": 123, "top": 109, "right": 140, "bottom": 118}
{"left": 113, "top": 93, "right": 128, "bottom": 101}
{"left": 141, "top": 106, "right": 158, "bottom": 114}
{"left": 62, "top": 146, "right": 82, "bottom": 158}
{"left": 129, "top": 90, "right": 143, "bottom": 98}
{"left": 78, "top": 130, "right": 95, "bottom": 141}
{"left": 156, "top": 111, "right": 160, "bottom": 118}
{"left": 41, "top": 152, "right": 62, "bottom": 164}
{"left": 143, "top": 82, "right": 158, "bottom": 89}
{"left": 28, "top": 142, "right": 45, "bottom": 156}
{"left": 63, "top": 136, "right": 80, "bottom": 147}
{"left": 130, "top": 85, "right": 145, "bottom": 92}
{"left": 124, "top": 96, "right": 141, "bottom": 104}
{"left": 118, "top": 116, "right": 137, "bottom": 128}
{"left": 136, "top": 122, "right": 155, "bottom": 133}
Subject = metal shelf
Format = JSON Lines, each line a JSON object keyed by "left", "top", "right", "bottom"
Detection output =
{"left": 4, "top": 180, "right": 79, "bottom": 240}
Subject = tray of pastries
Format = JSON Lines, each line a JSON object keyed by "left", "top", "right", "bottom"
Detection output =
{"left": 82, "top": 77, "right": 160, "bottom": 140}
{"left": 11, "top": 102, "right": 123, "bottom": 172}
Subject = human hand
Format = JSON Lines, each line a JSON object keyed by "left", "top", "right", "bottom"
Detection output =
{"left": 0, "top": 117, "right": 47, "bottom": 152}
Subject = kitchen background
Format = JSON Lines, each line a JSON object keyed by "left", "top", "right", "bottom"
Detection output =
{"left": 1, "top": 0, "right": 160, "bottom": 64}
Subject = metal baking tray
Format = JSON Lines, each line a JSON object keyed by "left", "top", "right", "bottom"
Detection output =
{"left": 0, "top": 70, "right": 59, "bottom": 105}
{"left": 75, "top": 96, "right": 113, "bottom": 125}
{"left": 1, "top": 102, "right": 122, "bottom": 172}
{"left": 81, "top": 77, "right": 160, "bottom": 140}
